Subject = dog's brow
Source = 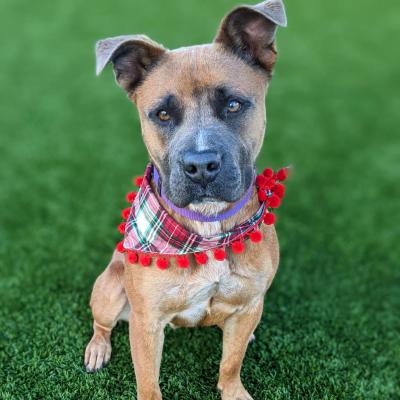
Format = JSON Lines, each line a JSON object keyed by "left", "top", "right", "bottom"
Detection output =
{"left": 146, "top": 94, "right": 177, "bottom": 115}
{"left": 215, "top": 85, "right": 254, "bottom": 103}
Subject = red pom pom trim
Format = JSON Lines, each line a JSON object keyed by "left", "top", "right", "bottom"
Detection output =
{"left": 231, "top": 241, "right": 245, "bottom": 254}
{"left": 121, "top": 207, "right": 131, "bottom": 220}
{"left": 156, "top": 257, "right": 169, "bottom": 270}
{"left": 256, "top": 174, "right": 267, "bottom": 187}
{"left": 268, "top": 194, "right": 281, "bottom": 208}
{"left": 127, "top": 251, "right": 138, "bottom": 264}
{"left": 177, "top": 255, "right": 190, "bottom": 268}
{"left": 139, "top": 254, "right": 152, "bottom": 267}
{"left": 116, "top": 240, "right": 126, "bottom": 253}
{"left": 194, "top": 252, "right": 208, "bottom": 265}
{"left": 118, "top": 222, "right": 127, "bottom": 234}
{"left": 214, "top": 248, "right": 226, "bottom": 261}
{"left": 263, "top": 212, "right": 276, "bottom": 225}
{"left": 265, "top": 178, "right": 276, "bottom": 189}
{"left": 276, "top": 168, "right": 288, "bottom": 181}
{"left": 126, "top": 191, "right": 137, "bottom": 203}
{"left": 134, "top": 176, "right": 144, "bottom": 187}
{"left": 273, "top": 183, "right": 285, "bottom": 198}
{"left": 263, "top": 168, "right": 274, "bottom": 178}
{"left": 258, "top": 190, "right": 268, "bottom": 202}
{"left": 249, "top": 230, "right": 263, "bottom": 243}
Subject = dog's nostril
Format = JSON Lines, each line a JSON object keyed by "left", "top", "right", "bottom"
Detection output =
{"left": 207, "top": 162, "right": 219, "bottom": 172}
{"left": 185, "top": 164, "right": 197, "bottom": 175}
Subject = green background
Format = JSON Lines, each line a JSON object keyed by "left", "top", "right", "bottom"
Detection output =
{"left": 1, "top": 0, "right": 399, "bottom": 399}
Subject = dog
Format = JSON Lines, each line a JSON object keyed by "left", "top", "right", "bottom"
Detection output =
{"left": 84, "top": 1, "right": 287, "bottom": 399}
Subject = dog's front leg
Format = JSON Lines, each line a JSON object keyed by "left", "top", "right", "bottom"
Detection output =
{"left": 129, "top": 310, "right": 166, "bottom": 400}
{"left": 218, "top": 300, "right": 264, "bottom": 400}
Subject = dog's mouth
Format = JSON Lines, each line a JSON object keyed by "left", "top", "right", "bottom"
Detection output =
{"left": 191, "top": 196, "right": 221, "bottom": 204}
{"left": 163, "top": 166, "right": 252, "bottom": 209}
{"left": 165, "top": 185, "right": 241, "bottom": 208}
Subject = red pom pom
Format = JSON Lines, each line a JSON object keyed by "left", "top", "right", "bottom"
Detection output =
{"left": 121, "top": 207, "right": 131, "bottom": 220}
{"left": 231, "top": 241, "right": 245, "bottom": 254}
{"left": 177, "top": 255, "right": 190, "bottom": 268}
{"left": 127, "top": 251, "right": 138, "bottom": 264}
{"left": 214, "top": 248, "right": 226, "bottom": 261}
{"left": 265, "top": 178, "right": 276, "bottom": 189}
{"left": 263, "top": 168, "right": 274, "bottom": 178}
{"left": 139, "top": 254, "right": 152, "bottom": 267}
{"left": 263, "top": 212, "right": 276, "bottom": 225}
{"left": 126, "top": 191, "right": 137, "bottom": 203}
{"left": 134, "top": 176, "right": 144, "bottom": 187}
{"left": 116, "top": 240, "right": 126, "bottom": 253}
{"left": 255, "top": 174, "right": 267, "bottom": 187}
{"left": 273, "top": 183, "right": 285, "bottom": 198}
{"left": 118, "top": 222, "right": 127, "bottom": 234}
{"left": 268, "top": 194, "right": 281, "bottom": 208}
{"left": 156, "top": 257, "right": 169, "bottom": 270}
{"left": 249, "top": 230, "right": 263, "bottom": 243}
{"left": 194, "top": 252, "right": 208, "bottom": 265}
{"left": 258, "top": 190, "right": 268, "bottom": 202}
{"left": 276, "top": 168, "right": 288, "bottom": 181}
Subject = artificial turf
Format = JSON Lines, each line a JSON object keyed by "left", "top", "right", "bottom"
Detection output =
{"left": 0, "top": 0, "right": 399, "bottom": 399}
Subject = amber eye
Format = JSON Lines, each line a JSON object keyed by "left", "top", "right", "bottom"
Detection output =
{"left": 157, "top": 110, "right": 171, "bottom": 121}
{"left": 227, "top": 99, "right": 241, "bottom": 113}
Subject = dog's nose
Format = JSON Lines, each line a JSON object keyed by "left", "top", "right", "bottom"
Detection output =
{"left": 182, "top": 151, "right": 221, "bottom": 187}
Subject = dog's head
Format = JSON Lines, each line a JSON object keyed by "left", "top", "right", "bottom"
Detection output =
{"left": 96, "top": 0, "right": 286, "bottom": 208}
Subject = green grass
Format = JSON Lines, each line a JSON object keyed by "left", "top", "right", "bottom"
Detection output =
{"left": 1, "top": 0, "right": 399, "bottom": 398}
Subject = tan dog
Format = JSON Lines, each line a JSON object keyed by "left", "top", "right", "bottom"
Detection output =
{"left": 84, "top": 1, "right": 287, "bottom": 399}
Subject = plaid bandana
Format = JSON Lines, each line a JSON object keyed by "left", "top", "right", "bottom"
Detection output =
{"left": 124, "top": 164, "right": 265, "bottom": 255}
{"left": 116, "top": 164, "right": 288, "bottom": 268}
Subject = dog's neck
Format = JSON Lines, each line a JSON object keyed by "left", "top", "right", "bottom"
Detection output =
{"left": 188, "top": 202, "right": 230, "bottom": 236}
{"left": 152, "top": 179, "right": 260, "bottom": 237}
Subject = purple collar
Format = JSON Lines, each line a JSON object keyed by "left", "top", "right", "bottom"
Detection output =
{"left": 152, "top": 166, "right": 255, "bottom": 223}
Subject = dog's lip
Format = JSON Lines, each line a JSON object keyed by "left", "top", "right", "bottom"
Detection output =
{"left": 191, "top": 196, "right": 220, "bottom": 204}
{"left": 184, "top": 184, "right": 244, "bottom": 206}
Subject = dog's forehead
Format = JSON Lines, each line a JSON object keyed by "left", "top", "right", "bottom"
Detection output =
{"left": 135, "top": 44, "right": 267, "bottom": 107}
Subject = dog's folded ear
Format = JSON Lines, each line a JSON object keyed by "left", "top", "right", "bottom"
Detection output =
{"left": 214, "top": 0, "right": 287, "bottom": 75}
{"left": 95, "top": 35, "right": 166, "bottom": 94}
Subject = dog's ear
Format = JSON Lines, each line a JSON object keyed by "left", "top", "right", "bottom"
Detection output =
{"left": 214, "top": 0, "right": 287, "bottom": 74}
{"left": 95, "top": 35, "right": 166, "bottom": 94}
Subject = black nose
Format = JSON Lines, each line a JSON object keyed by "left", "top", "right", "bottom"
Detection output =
{"left": 182, "top": 151, "right": 221, "bottom": 187}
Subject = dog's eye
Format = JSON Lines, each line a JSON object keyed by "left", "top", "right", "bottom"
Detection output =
{"left": 157, "top": 110, "right": 171, "bottom": 122}
{"left": 227, "top": 100, "right": 241, "bottom": 113}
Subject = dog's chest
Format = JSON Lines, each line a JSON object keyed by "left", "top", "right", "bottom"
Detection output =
{"left": 170, "top": 220, "right": 251, "bottom": 327}
{"left": 170, "top": 258, "right": 240, "bottom": 326}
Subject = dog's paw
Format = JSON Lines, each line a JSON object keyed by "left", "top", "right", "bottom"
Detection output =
{"left": 84, "top": 333, "right": 112, "bottom": 373}
{"left": 248, "top": 333, "right": 256, "bottom": 343}
{"left": 218, "top": 381, "right": 254, "bottom": 400}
